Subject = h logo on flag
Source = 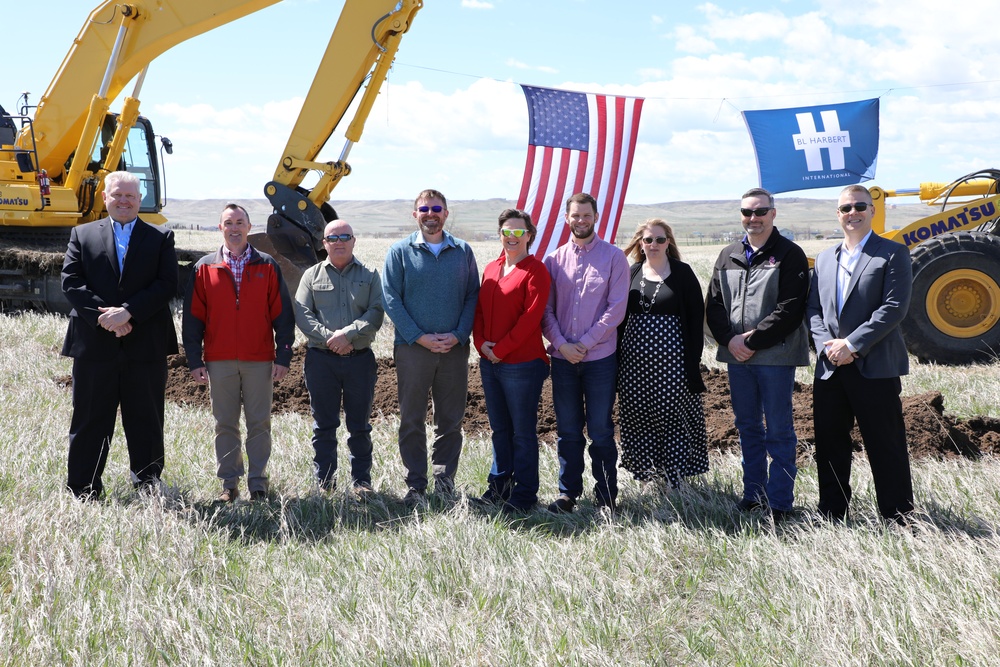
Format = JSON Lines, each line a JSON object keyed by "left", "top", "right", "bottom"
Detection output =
{"left": 793, "top": 111, "right": 852, "bottom": 171}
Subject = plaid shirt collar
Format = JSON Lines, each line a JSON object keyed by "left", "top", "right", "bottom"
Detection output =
{"left": 223, "top": 243, "right": 252, "bottom": 290}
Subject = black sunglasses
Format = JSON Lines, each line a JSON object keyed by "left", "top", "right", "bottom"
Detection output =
{"left": 837, "top": 202, "right": 869, "bottom": 213}
{"left": 740, "top": 207, "right": 772, "bottom": 218}
{"left": 417, "top": 205, "right": 445, "bottom": 213}
{"left": 641, "top": 236, "right": 668, "bottom": 245}
{"left": 324, "top": 234, "right": 354, "bottom": 242}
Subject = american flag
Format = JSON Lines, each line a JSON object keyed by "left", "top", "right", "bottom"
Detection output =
{"left": 516, "top": 85, "right": 644, "bottom": 258}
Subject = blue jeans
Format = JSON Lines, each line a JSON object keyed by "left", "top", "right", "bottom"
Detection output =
{"left": 550, "top": 355, "right": 619, "bottom": 504}
{"left": 303, "top": 347, "right": 377, "bottom": 488}
{"left": 479, "top": 357, "right": 549, "bottom": 509}
{"left": 727, "top": 364, "right": 798, "bottom": 511}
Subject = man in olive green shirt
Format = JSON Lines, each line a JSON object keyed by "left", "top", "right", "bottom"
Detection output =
{"left": 294, "top": 220, "right": 384, "bottom": 496}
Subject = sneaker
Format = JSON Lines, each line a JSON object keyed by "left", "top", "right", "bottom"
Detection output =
{"left": 403, "top": 487, "right": 426, "bottom": 506}
{"left": 547, "top": 494, "right": 576, "bottom": 514}
{"left": 249, "top": 490, "right": 268, "bottom": 502}
{"left": 218, "top": 487, "right": 239, "bottom": 503}
{"left": 737, "top": 498, "right": 766, "bottom": 513}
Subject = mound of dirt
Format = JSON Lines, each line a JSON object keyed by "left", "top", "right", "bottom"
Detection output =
{"left": 154, "top": 346, "right": 1000, "bottom": 462}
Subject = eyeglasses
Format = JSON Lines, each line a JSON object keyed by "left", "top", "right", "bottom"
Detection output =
{"left": 500, "top": 228, "right": 528, "bottom": 238}
{"left": 324, "top": 234, "right": 354, "bottom": 242}
{"left": 837, "top": 202, "right": 870, "bottom": 213}
{"left": 417, "top": 205, "right": 445, "bottom": 213}
{"left": 740, "top": 207, "right": 772, "bottom": 218}
{"left": 641, "top": 236, "right": 668, "bottom": 245}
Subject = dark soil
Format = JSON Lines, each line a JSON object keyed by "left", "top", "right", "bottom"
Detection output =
{"left": 149, "top": 346, "right": 1000, "bottom": 463}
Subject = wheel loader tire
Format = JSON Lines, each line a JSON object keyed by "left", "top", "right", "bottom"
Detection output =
{"left": 902, "top": 231, "right": 1000, "bottom": 364}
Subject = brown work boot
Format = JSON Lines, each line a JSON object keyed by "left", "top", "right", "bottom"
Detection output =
{"left": 218, "top": 487, "right": 239, "bottom": 503}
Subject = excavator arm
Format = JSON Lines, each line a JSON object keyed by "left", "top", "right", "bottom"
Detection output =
{"left": 25, "top": 0, "right": 284, "bottom": 183}
{"left": 258, "top": 0, "right": 423, "bottom": 286}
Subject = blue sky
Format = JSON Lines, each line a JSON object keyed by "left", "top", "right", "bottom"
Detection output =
{"left": 8, "top": 0, "right": 1000, "bottom": 204}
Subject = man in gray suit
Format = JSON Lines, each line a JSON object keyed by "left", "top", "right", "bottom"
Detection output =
{"left": 806, "top": 184, "right": 914, "bottom": 524}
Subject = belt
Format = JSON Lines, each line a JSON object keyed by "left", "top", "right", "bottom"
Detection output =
{"left": 315, "top": 347, "right": 370, "bottom": 357}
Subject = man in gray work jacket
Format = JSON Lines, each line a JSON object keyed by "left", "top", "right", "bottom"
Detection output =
{"left": 705, "top": 187, "right": 810, "bottom": 521}
{"left": 294, "top": 219, "right": 384, "bottom": 498}
{"left": 382, "top": 189, "right": 480, "bottom": 504}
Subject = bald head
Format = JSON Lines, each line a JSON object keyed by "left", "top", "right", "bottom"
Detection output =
{"left": 322, "top": 219, "right": 356, "bottom": 269}
{"left": 324, "top": 220, "right": 353, "bottom": 237}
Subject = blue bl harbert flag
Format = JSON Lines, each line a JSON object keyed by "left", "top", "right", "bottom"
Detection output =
{"left": 516, "top": 85, "right": 644, "bottom": 258}
{"left": 742, "top": 98, "right": 879, "bottom": 194}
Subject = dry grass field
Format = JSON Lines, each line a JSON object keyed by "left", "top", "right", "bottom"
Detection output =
{"left": 1, "top": 231, "right": 999, "bottom": 665}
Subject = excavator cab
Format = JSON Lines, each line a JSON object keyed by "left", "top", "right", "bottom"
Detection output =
{"left": 85, "top": 114, "right": 164, "bottom": 214}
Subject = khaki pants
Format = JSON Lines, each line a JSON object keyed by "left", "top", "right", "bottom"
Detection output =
{"left": 393, "top": 343, "right": 469, "bottom": 493}
{"left": 207, "top": 359, "right": 273, "bottom": 493}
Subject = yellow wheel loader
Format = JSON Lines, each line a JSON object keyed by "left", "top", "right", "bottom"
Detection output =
{"left": 870, "top": 169, "right": 1000, "bottom": 364}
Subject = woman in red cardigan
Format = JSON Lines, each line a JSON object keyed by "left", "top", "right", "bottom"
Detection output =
{"left": 472, "top": 208, "right": 552, "bottom": 513}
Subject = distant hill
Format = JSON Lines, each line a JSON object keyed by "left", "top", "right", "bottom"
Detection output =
{"left": 162, "top": 196, "right": 932, "bottom": 243}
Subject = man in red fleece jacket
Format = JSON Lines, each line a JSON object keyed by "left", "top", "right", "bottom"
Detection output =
{"left": 182, "top": 203, "right": 294, "bottom": 502}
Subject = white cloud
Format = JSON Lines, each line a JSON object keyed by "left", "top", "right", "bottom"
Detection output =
{"left": 505, "top": 58, "right": 559, "bottom": 74}
{"left": 461, "top": 0, "right": 494, "bottom": 8}
{"left": 672, "top": 25, "right": 717, "bottom": 55}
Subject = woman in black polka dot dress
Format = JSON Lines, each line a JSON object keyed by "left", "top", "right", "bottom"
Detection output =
{"left": 617, "top": 219, "right": 708, "bottom": 488}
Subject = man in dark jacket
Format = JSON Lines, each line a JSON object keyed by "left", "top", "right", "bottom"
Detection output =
{"left": 182, "top": 203, "right": 294, "bottom": 502}
{"left": 62, "top": 171, "right": 178, "bottom": 499}
{"left": 706, "top": 188, "right": 810, "bottom": 521}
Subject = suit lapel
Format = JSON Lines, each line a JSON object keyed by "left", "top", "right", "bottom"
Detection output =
{"left": 99, "top": 219, "right": 121, "bottom": 279}
{"left": 842, "top": 234, "right": 879, "bottom": 311}
{"left": 821, "top": 248, "right": 840, "bottom": 332}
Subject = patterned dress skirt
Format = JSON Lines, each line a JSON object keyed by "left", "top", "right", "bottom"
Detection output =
{"left": 617, "top": 312, "right": 709, "bottom": 486}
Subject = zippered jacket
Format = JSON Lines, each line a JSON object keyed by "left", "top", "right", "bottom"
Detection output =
{"left": 182, "top": 245, "right": 294, "bottom": 369}
{"left": 705, "top": 227, "right": 810, "bottom": 366}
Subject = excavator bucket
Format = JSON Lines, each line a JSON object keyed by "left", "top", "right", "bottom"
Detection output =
{"left": 248, "top": 214, "right": 320, "bottom": 297}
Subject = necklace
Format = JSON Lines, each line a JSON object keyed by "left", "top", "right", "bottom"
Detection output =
{"left": 638, "top": 275, "right": 663, "bottom": 314}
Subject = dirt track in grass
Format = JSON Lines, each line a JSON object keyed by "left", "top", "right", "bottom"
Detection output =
{"left": 144, "top": 346, "right": 1000, "bottom": 463}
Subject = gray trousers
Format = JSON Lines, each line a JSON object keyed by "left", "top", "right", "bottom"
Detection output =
{"left": 394, "top": 343, "right": 470, "bottom": 492}
{"left": 206, "top": 359, "right": 273, "bottom": 493}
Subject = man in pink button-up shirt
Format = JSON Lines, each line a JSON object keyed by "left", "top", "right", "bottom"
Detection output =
{"left": 541, "top": 192, "right": 629, "bottom": 514}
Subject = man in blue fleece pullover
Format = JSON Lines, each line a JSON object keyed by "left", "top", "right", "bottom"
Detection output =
{"left": 382, "top": 189, "right": 480, "bottom": 503}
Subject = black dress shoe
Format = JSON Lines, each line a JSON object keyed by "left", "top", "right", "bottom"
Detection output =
{"left": 70, "top": 485, "right": 102, "bottom": 502}
{"left": 771, "top": 508, "right": 794, "bottom": 524}
{"left": 500, "top": 501, "right": 533, "bottom": 516}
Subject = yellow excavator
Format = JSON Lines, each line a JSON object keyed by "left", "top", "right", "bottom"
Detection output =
{"left": 869, "top": 170, "right": 1000, "bottom": 364}
{"left": 0, "top": 0, "right": 422, "bottom": 312}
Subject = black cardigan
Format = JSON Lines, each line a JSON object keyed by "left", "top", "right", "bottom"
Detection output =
{"left": 617, "top": 258, "right": 707, "bottom": 394}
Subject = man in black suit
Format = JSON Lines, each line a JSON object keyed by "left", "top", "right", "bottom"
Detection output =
{"left": 61, "top": 171, "right": 179, "bottom": 499}
{"left": 806, "top": 184, "right": 914, "bottom": 523}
